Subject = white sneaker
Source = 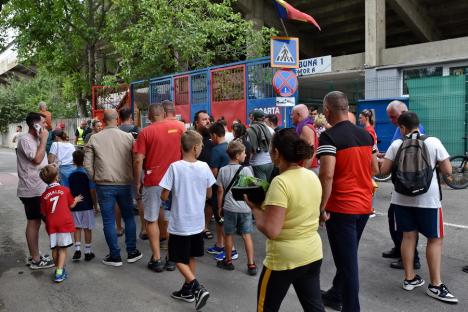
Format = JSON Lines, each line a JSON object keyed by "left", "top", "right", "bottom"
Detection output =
{"left": 402, "top": 274, "right": 425, "bottom": 291}
{"left": 426, "top": 283, "right": 458, "bottom": 303}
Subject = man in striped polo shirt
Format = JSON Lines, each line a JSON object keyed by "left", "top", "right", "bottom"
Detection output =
{"left": 317, "top": 91, "right": 378, "bottom": 312}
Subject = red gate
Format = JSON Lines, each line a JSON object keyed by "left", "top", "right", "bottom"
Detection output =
{"left": 173, "top": 75, "right": 190, "bottom": 122}
{"left": 92, "top": 85, "right": 130, "bottom": 124}
{"left": 210, "top": 65, "right": 246, "bottom": 128}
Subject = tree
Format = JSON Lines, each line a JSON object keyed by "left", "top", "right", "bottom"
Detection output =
{"left": 0, "top": 70, "right": 76, "bottom": 132}
{"left": 107, "top": 0, "right": 276, "bottom": 81}
{"left": 0, "top": 0, "right": 114, "bottom": 116}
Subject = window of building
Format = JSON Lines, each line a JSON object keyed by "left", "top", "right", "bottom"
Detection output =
{"left": 402, "top": 66, "right": 443, "bottom": 95}
{"left": 449, "top": 66, "right": 468, "bottom": 76}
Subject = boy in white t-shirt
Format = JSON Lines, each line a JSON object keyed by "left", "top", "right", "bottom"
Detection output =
{"left": 379, "top": 111, "right": 457, "bottom": 304}
{"left": 160, "top": 130, "right": 216, "bottom": 311}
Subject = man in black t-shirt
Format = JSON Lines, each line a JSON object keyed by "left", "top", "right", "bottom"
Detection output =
{"left": 194, "top": 110, "right": 215, "bottom": 239}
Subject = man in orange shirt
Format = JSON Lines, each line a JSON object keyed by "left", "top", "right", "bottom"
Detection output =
{"left": 38, "top": 101, "right": 52, "bottom": 130}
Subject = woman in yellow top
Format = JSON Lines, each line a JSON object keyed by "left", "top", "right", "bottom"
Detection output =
{"left": 245, "top": 128, "right": 325, "bottom": 312}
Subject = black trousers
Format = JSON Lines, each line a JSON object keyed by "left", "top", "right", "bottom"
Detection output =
{"left": 388, "top": 204, "right": 420, "bottom": 262}
{"left": 257, "top": 260, "right": 325, "bottom": 312}
{"left": 326, "top": 212, "right": 368, "bottom": 312}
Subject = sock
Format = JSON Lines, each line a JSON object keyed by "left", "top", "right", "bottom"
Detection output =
{"left": 56, "top": 268, "right": 63, "bottom": 275}
{"left": 85, "top": 244, "right": 92, "bottom": 254}
{"left": 75, "top": 242, "right": 81, "bottom": 251}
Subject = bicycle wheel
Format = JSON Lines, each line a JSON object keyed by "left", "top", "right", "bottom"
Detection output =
{"left": 373, "top": 173, "right": 392, "bottom": 182}
{"left": 443, "top": 155, "right": 468, "bottom": 189}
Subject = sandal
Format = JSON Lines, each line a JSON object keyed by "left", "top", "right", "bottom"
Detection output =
{"left": 203, "top": 230, "right": 214, "bottom": 239}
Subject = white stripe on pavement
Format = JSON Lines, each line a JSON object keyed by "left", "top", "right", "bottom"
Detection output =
{"left": 374, "top": 212, "right": 468, "bottom": 230}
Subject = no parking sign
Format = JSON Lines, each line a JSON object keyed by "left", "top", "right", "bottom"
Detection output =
{"left": 272, "top": 69, "right": 298, "bottom": 97}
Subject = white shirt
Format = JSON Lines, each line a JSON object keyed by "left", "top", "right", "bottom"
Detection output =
{"left": 385, "top": 136, "right": 449, "bottom": 208}
{"left": 225, "top": 131, "right": 234, "bottom": 143}
{"left": 250, "top": 125, "right": 274, "bottom": 166}
{"left": 49, "top": 142, "right": 75, "bottom": 166}
{"left": 16, "top": 133, "right": 47, "bottom": 197}
{"left": 159, "top": 160, "right": 216, "bottom": 235}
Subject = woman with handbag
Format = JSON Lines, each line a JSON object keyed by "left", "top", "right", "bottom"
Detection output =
{"left": 48, "top": 130, "right": 76, "bottom": 187}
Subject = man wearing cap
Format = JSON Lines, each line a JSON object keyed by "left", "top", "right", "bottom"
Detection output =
{"left": 245, "top": 110, "right": 274, "bottom": 181}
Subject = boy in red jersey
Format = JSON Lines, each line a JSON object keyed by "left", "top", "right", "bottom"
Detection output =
{"left": 40, "top": 165, "right": 82, "bottom": 283}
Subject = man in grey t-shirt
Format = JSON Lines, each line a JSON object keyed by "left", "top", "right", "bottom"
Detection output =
{"left": 16, "top": 112, "right": 54, "bottom": 269}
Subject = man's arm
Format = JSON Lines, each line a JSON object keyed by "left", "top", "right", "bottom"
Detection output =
{"left": 300, "top": 126, "right": 317, "bottom": 168}
{"left": 74, "top": 129, "right": 79, "bottom": 145}
{"left": 133, "top": 153, "right": 145, "bottom": 198}
{"left": 32, "top": 129, "right": 49, "bottom": 165}
{"left": 211, "top": 167, "right": 219, "bottom": 178}
{"left": 318, "top": 155, "right": 336, "bottom": 213}
{"left": 371, "top": 152, "right": 379, "bottom": 176}
{"left": 161, "top": 189, "right": 170, "bottom": 201}
{"left": 438, "top": 158, "right": 452, "bottom": 177}
{"left": 83, "top": 142, "right": 95, "bottom": 179}
{"left": 217, "top": 185, "right": 224, "bottom": 215}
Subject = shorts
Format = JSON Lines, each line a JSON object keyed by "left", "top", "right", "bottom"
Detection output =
{"left": 72, "top": 210, "right": 95, "bottom": 229}
{"left": 223, "top": 210, "right": 253, "bottom": 235}
{"left": 142, "top": 186, "right": 163, "bottom": 222}
{"left": 393, "top": 204, "right": 444, "bottom": 238}
{"left": 168, "top": 232, "right": 204, "bottom": 264}
{"left": 50, "top": 233, "right": 73, "bottom": 249}
{"left": 19, "top": 197, "right": 42, "bottom": 220}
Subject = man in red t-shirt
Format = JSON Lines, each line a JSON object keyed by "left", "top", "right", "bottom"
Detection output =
{"left": 133, "top": 101, "right": 185, "bottom": 272}
{"left": 317, "top": 91, "right": 378, "bottom": 311}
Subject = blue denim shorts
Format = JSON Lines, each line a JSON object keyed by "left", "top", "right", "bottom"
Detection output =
{"left": 223, "top": 210, "right": 253, "bottom": 235}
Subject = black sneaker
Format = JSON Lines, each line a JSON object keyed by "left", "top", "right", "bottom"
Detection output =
{"left": 148, "top": 258, "right": 164, "bottom": 272}
{"left": 171, "top": 283, "right": 195, "bottom": 303}
{"left": 463, "top": 265, "right": 468, "bottom": 273}
{"left": 84, "top": 252, "right": 95, "bottom": 262}
{"left": 402, "top": 274, "right": 425, "bottom": 291}
{"left": 194, "top": 285, "right": 210, "bottom": 311}
{"left": 390, "top": 258, "right": 421, "bottom": 270}
{"left": 426, "top": 283, "right": 458, "bottom": 303}
{"left": 216, "top": 259, "right": 234, "bottom": 271}
{"left": 30, "top": 257, "right": 54, "bottom": 270}
{"left": 382, "top": 247, "right": 400, "bottom": 259}
{"left": 247, "top": 263, "right": 258, "bottom": 276}
{"left": 72, "top": 250, "right": 81, "bottom": 262}
{"left": 102, "top": 255, "right": 123, "bottom": 267}
{"left": 164, "top": 256, "right": 176, "bottom": 271}
{"left": 321, "top": 289, "right": 342, "bottom": 311}
{"left": 127, "top": 250, "right": 143, "bottom": 263}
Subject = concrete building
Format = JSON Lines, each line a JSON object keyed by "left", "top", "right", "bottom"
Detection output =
{"left": 236, "top": 0, "right": 468, "bottom": 103}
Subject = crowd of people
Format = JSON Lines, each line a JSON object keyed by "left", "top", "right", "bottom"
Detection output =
{"left": 13, "top": 92, "right": 462, "bottom": 312}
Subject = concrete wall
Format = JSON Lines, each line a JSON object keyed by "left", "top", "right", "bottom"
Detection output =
{"left": 365, "top": 68, "right": 401, "bottom": 99}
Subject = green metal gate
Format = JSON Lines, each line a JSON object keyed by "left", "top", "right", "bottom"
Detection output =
{"left": 408, "top": 75, "right": 467, "bottom": 156}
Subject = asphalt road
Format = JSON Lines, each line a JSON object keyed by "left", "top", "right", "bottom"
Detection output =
{"left": 0, "top": 147, "right": 467, "bottom": 312}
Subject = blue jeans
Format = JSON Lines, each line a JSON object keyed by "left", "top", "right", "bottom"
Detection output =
{"left": 59, "top": 164, "right": 75, "bottom": 187}
{"left": 96, "top": 185, "right": 137, "bottom": 258}
{"left": 326, "top": 212, "right": 369, "bottom": 312}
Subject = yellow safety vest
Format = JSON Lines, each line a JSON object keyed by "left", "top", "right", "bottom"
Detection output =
{"left": 76, "top": 128, "right": 85, "bottom": 146}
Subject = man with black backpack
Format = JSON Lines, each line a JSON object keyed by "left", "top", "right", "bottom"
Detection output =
{"left": 378, "top": 111, "right": 457, "bottom": 304}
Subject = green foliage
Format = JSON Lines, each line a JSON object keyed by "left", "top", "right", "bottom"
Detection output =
{"left": 107, "top": 0, "right": 276, "bottom": 81}
{"left": 0, "top": 71, "right": 77, "bottom": 132}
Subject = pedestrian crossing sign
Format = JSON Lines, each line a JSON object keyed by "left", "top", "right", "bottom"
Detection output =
{"left": 271, "top": 37, "right": 299, "bottom": 68}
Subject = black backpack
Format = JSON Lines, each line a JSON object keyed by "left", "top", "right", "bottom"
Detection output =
{"left": 391, "top": 132, "right": 435, "bottom": 196}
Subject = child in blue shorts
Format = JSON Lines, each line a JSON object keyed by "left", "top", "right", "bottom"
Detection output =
{"left": 216, "top": 141, "right": 257, "bottom": 275}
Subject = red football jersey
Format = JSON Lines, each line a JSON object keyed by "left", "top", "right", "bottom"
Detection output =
{"left": 40, "top": 183, "right": 76, "bottom": 234}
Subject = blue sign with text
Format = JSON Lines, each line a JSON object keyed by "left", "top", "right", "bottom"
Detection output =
{"left": 270, "top": 37, "right": 299, "bottom": 68}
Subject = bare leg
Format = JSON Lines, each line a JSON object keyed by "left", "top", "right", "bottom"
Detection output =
{"left": 52, "top": 248, "right": 58, "bottom": 266}
{"left": 147, "top": 221, "right": 161, "bottom": 260}
{"left": 215, "top": 224, "right": 224, "bottom": 248}
{"left": 204, "top": 203, "right": 212, "bottom": 232}
{"left": 177, "top": 258, "right": 197, "bottom": 283}
{"left": 56, "top": 248, "right": 67, "bottom": 269}
{"left": 26, "top": 219, "right": 41, "bottom": 261}
{"left": 84, "top": 229, "right": 92, "bottom": 244}
{"left": 242, "top": 233, "right": 255, "bottom": 264}
{"left": 74, "top": 229, "right": 82, "bottom": 244}
{"left": 158, "top": 209, "right": 168, "bottom": 240}
{"left": 115, "top": 204, "right": 123, "bottom": 233}
{"left": 136, "top": 200, "right": 146, "bottom": 235}
{"left": 401, "top": 231, "right": 418, "bottom": 280}
{"left": 224, "top": 235, "right": 233, "bottom": 261}
{"left": 427, "top": 237, "right": 443, "bottom": 285}
{"left": 90, "top": 189, "right": 98, "bottom": 212}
